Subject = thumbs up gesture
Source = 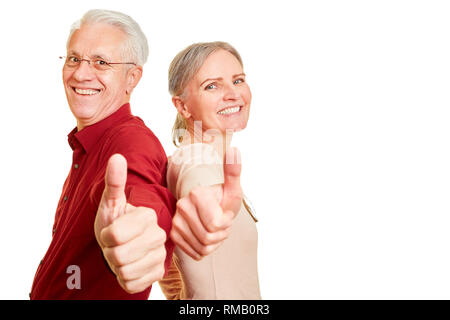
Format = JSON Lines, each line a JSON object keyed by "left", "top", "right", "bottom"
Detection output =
{"left": 94, "top": 154, "right": 167, "bottom": 294}
{"left": 170, "top": 147, "right": 243, "bottom": 260}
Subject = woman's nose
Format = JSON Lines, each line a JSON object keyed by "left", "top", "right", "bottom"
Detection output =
{"left": 223, "top": 83, "right": 239, "bottom": 100}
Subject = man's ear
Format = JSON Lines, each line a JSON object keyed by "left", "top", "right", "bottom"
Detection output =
{"left": 172, "top": 96, "right": 191, "bottom": 119}
{"left": 125, "top": 66, "right": 143, "bottom": 95}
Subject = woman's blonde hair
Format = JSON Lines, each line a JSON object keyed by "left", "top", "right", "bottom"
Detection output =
{"left": 168, "top": 41, "right": 243, "bottom": 146}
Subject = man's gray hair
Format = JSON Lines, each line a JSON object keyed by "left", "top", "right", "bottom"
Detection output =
{"left": 67, "top": 9, "right": 149, "bottom": 66}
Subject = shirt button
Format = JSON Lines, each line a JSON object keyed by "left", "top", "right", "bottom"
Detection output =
{"left": 52, "top": 228, "right": 56, "bottom": 234}
{"left": 74, "top": 164, "right": 79, "bottom": 169}
{"left": 63, "top": 196, "right": 68, "bottom": 201}
{"left": 40, "top": 259, "right": 43, "bottom": 265}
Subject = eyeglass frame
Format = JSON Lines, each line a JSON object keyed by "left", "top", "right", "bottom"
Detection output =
{"left": 59, "top": 55, "right": 137, "bottom": 70}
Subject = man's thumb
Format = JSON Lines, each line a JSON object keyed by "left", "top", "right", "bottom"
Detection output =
{"left": 104, "top": 153, "right": 127, "bottom": 207}
{"left": 222, "top": 147, "right": 242, "bottom": 214}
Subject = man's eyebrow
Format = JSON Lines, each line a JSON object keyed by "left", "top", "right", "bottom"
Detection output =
{"left": 66, "top": 51, "right": 110, "bottom": 60}
{"left": 67, "top": 50, "right": 79, "bottom": 56}
{"left": 200, "top": 77, "right": 223, "bottom": 87}
{"left": 91, "top": 54, "right": 110, "bottom": 60}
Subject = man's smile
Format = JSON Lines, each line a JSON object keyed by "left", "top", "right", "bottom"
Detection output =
{"left": 72, "top": 87, "right": 101, "bottom": 96}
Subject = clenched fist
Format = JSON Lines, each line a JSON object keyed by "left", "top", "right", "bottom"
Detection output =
{"left": 94, "top": 154, "right": 167, "bottom": 294}
{"left": 170, "top": 147, "right": 243, "bottom": 260}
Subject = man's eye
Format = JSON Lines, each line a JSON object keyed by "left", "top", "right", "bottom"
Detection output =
{"left": 95, "top": 60, "right": 108, "bottom": 65}
{"left": 68, "top": 56, "right": 79, "bottom": 63}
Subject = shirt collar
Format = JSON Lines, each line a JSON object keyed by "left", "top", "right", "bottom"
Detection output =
{"left": 67, "top": 103, "right": 132, "bottom": 153}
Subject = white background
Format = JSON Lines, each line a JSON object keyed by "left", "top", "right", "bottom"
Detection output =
{"left": 0, "top": 0, "right": 449, "bottom": 299}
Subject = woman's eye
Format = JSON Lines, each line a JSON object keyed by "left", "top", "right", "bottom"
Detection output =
{"left": 234, "top": 78, "right": 244, "bottom": 85}
{"left": 205, "top": 83, "right": 217, "bottom": 90}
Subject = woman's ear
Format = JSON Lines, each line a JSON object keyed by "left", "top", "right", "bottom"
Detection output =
{"left": 172, "top": 96, "right": 191, "bottom": 119}
{"left": 125, "top": 66, "right": 143, "bottom": 95}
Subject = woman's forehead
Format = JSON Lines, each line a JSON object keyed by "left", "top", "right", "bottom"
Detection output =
{"left": 195, "top": 50, "right": 243, "bottom": 80}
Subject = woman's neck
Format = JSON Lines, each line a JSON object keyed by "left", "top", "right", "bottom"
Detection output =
{"left": 182, "top": 125, "right": 233, "bottom": 159}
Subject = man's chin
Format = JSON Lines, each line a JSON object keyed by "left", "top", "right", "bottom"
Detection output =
{"left": 69, "top": 105, "right": 96, "bottom": 125}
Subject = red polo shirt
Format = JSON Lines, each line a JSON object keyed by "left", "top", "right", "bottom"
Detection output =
{"left": 30, "top": 104, "right": 176, "bottom": 300}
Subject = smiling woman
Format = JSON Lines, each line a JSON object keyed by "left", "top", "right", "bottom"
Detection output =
{"left": 173, "top": 48, "right": 251, "bottom": 143}
{"left": 168, "top": 42, "right": 250, "bottom": 147}
{"left": 158, "top": 41, "right": 261, "bottom": 300}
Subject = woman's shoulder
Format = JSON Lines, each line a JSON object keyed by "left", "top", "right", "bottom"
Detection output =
{"left": 167, "top": 143, "right": 224, "bottom": 199}
{"left": 169, "top": 143, "right": 222, "bottom": 169}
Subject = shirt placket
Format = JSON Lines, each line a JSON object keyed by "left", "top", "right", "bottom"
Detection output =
{"left": 52, "top": 148, "right": 85, "bottom": 237}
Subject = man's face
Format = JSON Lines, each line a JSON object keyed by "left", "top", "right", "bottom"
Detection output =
{"left": 63, "top": 23, "right": 133, "bottom": 130}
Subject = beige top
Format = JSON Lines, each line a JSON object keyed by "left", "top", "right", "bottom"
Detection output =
{"left": 159, "top": 143, "right": 261, "bottom": 300}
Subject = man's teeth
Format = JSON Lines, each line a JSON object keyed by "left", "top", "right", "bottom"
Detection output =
{"left": 217, "top": 106, "right": 240, "bottom": 115}
{"left": 75, "top": 88, "right": 100, "bottom": 95}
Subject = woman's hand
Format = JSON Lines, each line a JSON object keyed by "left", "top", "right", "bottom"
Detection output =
{"left": 170, "top": 148, "right": 243, "bottom": 260}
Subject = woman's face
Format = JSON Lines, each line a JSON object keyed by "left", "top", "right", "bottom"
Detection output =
{"left": 182, "top": 49, "right": 252, "bottom": 135}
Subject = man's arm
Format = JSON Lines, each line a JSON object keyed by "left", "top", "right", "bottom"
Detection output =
{"left": 94, "top": 154, "right": 170, "bottom": 294}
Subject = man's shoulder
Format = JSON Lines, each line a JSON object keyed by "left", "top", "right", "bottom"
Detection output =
{"left": 103, "top": 116, "right": 166, "bottom": 158}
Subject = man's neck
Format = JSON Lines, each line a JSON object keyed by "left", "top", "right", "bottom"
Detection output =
{"left": 76, "top": 101, "right": 129, "bottom": 131}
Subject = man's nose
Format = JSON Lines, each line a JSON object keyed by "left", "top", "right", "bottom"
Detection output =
{"left": 72, "top": 60, "right": 96, "bottom": 82}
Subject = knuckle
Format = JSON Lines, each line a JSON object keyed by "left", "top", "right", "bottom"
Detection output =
{"left": 199, "top": 245, "right": 213, "bottom": 257}
{"left": 204, "top": 232, "right": 215, "bottom": 244}
{"left": 169, "top": 229, "right": 180, "bottom": 244}
{"left": 189, "top": 187, "right": 204, "bottom": 202}
{"left": 147, "top": 224, "right": 166, "bottom": 245}
{"left": 176, "top": 198, "right": 189, "bottom": 213}
{"left": 122, "top": 281, "right": 137, "bottom": 294}
{"left": 157, "top": 229, "right": 167, "bottom": 244}
{"left": 140, "top": 209, "right": 155, "bottom": 224}
{"left": 199, "top": 232, "right": 212, "bottom": 246}
{"left": 172, "top": 216, "right": 182, "bottom": 229}
{"left": 188, "top": 188, "right": 198, "bottom": 199}
{"left": 208, "top": 218, "right": 220, "bottom": 232}
{"left": 117, "top": 265, "right": 129, "bottom": 281}
{"left": 108, "top": 223, "right": 123, "bottom": 244}
{"left": 110, "top": 247, "right": 124, "bottom": 266}
{"left": 157, "top": 246, "right": 167, "bottom": 263}
{"left": 193, "top": 253, "right": 203, "bottom": 261}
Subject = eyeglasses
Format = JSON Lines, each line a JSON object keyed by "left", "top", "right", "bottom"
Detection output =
{"left": 59, "top": 55, "right": 136, "bottom": 71}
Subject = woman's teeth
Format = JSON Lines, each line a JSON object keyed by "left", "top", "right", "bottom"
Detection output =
{"left": 74, "top": 88, "right": 100, "bottom": 95}
{"left": 217, "top": 106, "right": 240, "bottom": 115}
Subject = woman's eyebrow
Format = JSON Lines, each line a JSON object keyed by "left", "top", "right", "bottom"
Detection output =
{"left": 200, "top": 77, "right": 222, "bottom": 87}
{"left": 233, "top": 73, "right": 246, "bottom": 78}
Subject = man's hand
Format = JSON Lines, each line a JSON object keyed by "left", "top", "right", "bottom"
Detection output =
{"left": 94, "top": 154, "right": 167, "bottom": 294}
{"left": 170, "top": 147, "right": 243, "bottom": 260}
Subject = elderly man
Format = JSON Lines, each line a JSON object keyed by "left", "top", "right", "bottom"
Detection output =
{"left": 30, "top": 9, "right": 243, "bottom": 300}
{"left": 29, "top": 9, "right": 175, "bottom": 299}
